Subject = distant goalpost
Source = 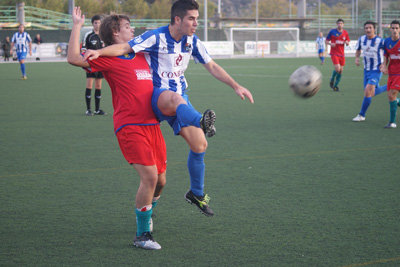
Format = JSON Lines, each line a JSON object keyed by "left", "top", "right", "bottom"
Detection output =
{"left": 229, "top": 27, "right": 300, "bottom": 57}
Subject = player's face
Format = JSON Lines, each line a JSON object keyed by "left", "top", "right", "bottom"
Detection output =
{"left": 364, "top": 24, "right": 375, "bottom": 38}
{"left": 390, "top": 23, "right": 400, "bottom": 39}
{"left": 178, "top": 9, "right": 199, "bottom": 36}
{"left": 92, "top": 20, "right": 101, "bottom": 32}
{"left": 18, "top": 25, "right": 24, "bottom": 33}
{"left": 336, "top": 21, "right": 344, "bottom": 30}
{"left": 117, "top": 19, "right": 134, "bottom": 43}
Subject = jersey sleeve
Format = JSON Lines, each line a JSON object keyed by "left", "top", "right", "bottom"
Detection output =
{"left": 326, "top": 30, "right": 333, "bottom": 41}
{"left": 26, "top": 33, "right": 32, "bottom": 43}
{"left": 345, "top": 31, "right": 350, "bottom": 42}
{"left": 85, "top": 56, "right": 113, "bottom": 73}
{"left": 356, "top": 36, "right": 362, "bottom": 51}
{"left": 128, "top": 30, "right": 157, "bottom": 53}
{"left": 191, "top": 35, "right": 212, "bottom": 64}
{"left": 11, "top": 33, "right": 16, "bottom": 43}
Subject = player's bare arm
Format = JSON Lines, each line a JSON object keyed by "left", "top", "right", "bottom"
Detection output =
{"left": 355, "top": 50, "right": 361, "bottom": 66}
{"left": 203, "top": 60, "right": 254, "bottom": 103}
{"left": 380, "top": 56, "right": 389, "bottom": 74}
{"left": 67, "top": 7, "right": 90, "bottom": 68}
{"left": 83, "top": 43, "right": 132, "bottom": 61}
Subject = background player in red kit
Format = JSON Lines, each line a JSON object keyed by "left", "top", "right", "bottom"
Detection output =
{"left": 326, "top": 18, "right": 350, "bottom": 91}
{"left": 380, "top": 20, "right": 400, "bottom": 129}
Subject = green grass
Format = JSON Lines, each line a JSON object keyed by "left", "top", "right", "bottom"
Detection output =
{"left": 1, "top": 58, "right": 400, "bottom": 267}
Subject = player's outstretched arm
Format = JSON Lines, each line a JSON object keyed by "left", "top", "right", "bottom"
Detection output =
{"left": 203, "top": 60, "right": 254, "bottom": 103}
{"left": 67, "top": 6, "right": 89, "bottom": 68}
{"left": 355, "top": 50, "right": 361, "bottom": 66}
{"left": 83, "top": 43, "right": 132, "bottom": 61}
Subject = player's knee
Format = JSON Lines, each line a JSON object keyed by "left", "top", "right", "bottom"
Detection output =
{"left": 157, "top": 175, "right": 166, "bottom": 188}
{"left": 191, "top": 140, "right": 208, "bottom": 153}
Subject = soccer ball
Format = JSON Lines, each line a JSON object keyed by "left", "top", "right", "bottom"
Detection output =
{"left": 289, "top": 65, "right": 322, "bottom": 98}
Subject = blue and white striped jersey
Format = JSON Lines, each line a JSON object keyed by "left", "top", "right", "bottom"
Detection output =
{"left": 11, "top": 31, "right": 32, "bottom": 53}
{"left": 356, "top": 35, "right": 384, "bottom": 71}
{"left": 128, "top": 25, "right": 212, "bottom": 95}
{"left": 316, "top": 36, "right": 325, "bottom": 50}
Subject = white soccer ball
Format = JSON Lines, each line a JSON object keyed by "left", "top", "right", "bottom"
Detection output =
{"left": 289, "top": 65, "right": 322, "bottom": 98}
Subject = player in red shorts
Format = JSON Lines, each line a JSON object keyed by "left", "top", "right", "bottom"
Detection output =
{"left": 326, "top": 18, "right": 350, "bottom": 91}
{"left": 67, "top": 7, "right": 213, "bottom": 250}
{"left": 380, "top": 20, "right": 400, "bottom": 128}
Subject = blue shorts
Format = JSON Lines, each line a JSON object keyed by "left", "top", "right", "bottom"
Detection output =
{"left": 364, "top": 69, "right": 382, "bottom": 88}
{"left": 318, "top": 49, "right": 324, "bottom": 54}
{"left": 151, "top": 88, "right": 192, "bottom": 135}
{"left": 17, "top": 52, "right": 27, "bottom": 61}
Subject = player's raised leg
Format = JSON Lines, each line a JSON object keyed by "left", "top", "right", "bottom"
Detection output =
{"left": 180, "top": 126, "right": 214, "bottom": 216}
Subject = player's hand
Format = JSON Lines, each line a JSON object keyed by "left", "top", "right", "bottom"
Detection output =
{"left": 72, "top": 6, "right": 85, "bottom": 27}
{"left": 83, "top": 49, "right": 100, "bottom": 61}
{"left": 234, "top": 86, "right": 254, "bottom": 103}
{"left": 355, "top": 57, "right": 360, "bottom": 66}
{"left": 380, "top": 65, "right": 388, "bottom": 75}
{"left": 29, "top": 50, "right": 32, "bottom": 56}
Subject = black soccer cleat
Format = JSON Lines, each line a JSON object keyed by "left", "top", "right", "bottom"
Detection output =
{"left": 94, "top": 109, "right": 107, "bottom": 115}
{"left": 200, "top": 109, "right": 216, "bottom": 137}
{"left": 185, "top": 190, "right": 214, "bottom": 217}
{"left": 329, "top": 80, "right": 334, "bottom": 89}
{"left": 85, "top": 109, "right": 93, "bottom": 116}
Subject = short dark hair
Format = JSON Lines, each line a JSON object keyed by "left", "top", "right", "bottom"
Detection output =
{"left": 170, "top": 0, "right": 199, "bottom": 25}
{"left": 391, "top": 20, "right": 400, "bottom": 27}
{"left": 91, "top": 15, "right": 102, "bottom": 24}
{"left": 99, "top": 14, "right": 130, "bottom": 46}
{"left": 364, "top": 21, "right": 376, "bottom": 29}
{"left": 336, "top": 18, "right": 344, "bottom": 24}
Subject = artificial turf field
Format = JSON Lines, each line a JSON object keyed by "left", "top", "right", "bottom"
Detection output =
{"left": 1, "top": 57, "right": 400, "bottom": 266}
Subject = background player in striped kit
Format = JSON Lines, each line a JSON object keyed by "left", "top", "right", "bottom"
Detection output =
{"left": 315, "top": 32, "right": 325, "bottom": 65}
{"left": 352, "top": 21, "right": 387, "bottom": 122}
{"left": 380, "top": 20, "right": 400, "bottom": 129}
{"left": 81, "top": 15, "right": 106, "bottom": 116}
{"left": 10, "top": 24, "right": 32, "bottom": 80}
{"left": 84, "top": 0, "right": 254, "bottom": 217}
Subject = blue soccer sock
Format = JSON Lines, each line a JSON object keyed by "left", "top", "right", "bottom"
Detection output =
{"left": 187, "top": 150, "right": 205, "bottom": 197}
{"left": 359, "top": 96, "right": 372, "bottom": 117}
{"left": 176, "top": 104, "right": 202, "bottom": 128}
{"left": 330, "top": 70, "right": 337, "bottom": 82}
{"left": 321, "top": 56, "right": 325, "bottom": 63}
{"left": 389, "top": 100, "right": 398, "bottom": 123}
{"left": 135, "top": 208, "right": 152, "bottom": 236}
{"left": 374, "top": 85, "right": 387, "bottom": 96}
{"left": 334, "top": 73, "right": 342, "bottom": 87}
{"left": 20, "top": 63, "right": 26, "bottom": 76}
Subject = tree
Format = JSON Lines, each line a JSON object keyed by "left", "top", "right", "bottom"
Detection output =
{"left": 100, "top": 0, "right": 120, "bottom": 14}
{"left": 330, "top": 2, "right": 349, "bottom": 17}
{"left": 75, "top": 0, "right": 102, "bottom": 17}
{"left": 251, "top": 0, "right": 291, "bottom": 18}
{"left": 197, "top": 0, "right": 217, "bottom": 20}
{"left": 146, "top": 0, "right": 172, "bottom": 19}
{"left": 121, "top": 0, "right": 149, "bottom": 18}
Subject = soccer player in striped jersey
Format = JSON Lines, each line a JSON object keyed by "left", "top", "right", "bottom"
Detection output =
{"left": 85, "top": 0, "right": 254, "bottom": 217}
{"left": 10, "top": 24, "right": 32, "bottom": 80}
{"left": 68, "top": 7, "right": 216, "bottom": 249}
{"left": 380, "top": 20, "right": 400, "bottom": 129}
{"left": 316, "top": 32, "right": 325, "bottom": 65}
{"left": 326, "top": 19, "right": 350, "bottom": 91}
{"left": 352, "top": 21, "right": 387, "bottom": 122}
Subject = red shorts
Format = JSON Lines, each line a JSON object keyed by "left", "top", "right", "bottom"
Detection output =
{"left": 116, "top": 125, "right": 167, "bottom": 174}
{"left": 387, "top": 75, "right": 400, "bottom": 91}
{"left": 331, "top": 55, "right": 345, "bottom": 66}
